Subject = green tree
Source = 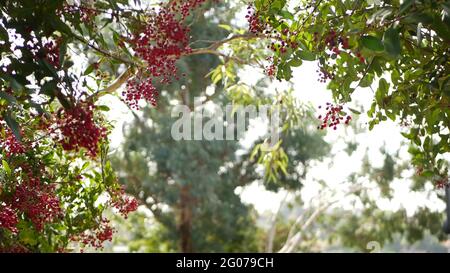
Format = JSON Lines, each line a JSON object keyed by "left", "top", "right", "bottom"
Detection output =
{"left": 1, "top": 0, "right": 448, "bottom": 252}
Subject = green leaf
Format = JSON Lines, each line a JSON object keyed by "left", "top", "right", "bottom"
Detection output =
{"left": 383, "top": 28, "right": 401, "bottom": 58}
{"left": 2, "top": 160, "right": 11, "bottom": 176}
{"left": 375, "top": 78, "right": 389, "bottom": 104}
{"left": 421, "top": 170, "right": 434, "bottom": 178}
{"left": 218, "top": 24, "right": 232, "bottom": 32}
{"left": 97, "top": 105, "right": 110, "bottom": 112}
{"left": 40, "top": 81, "right": 58, "bottom": 97}
{"left": 0, "top": 90, "right": 17, "bottom": 104}
{"left": 282, "top": 65, "right": 292, "bottom": 80}
{"left": 348, "top": 107, "right": 361, "bottom": 115}
{"left": 368, "top": 56, "right": 383, "bottom": 76}
{"left": 8, "top": 77, "right": 24, "bottom": 92}
{"left": 39, "top": 59, "right": 58, "bottom": 78}
{"left": 288, "top": 58, "right": 302, "bottom": 67}
{"left": 400, "top": 0, "right": 415, "bottom": 14}
{"left": 59, "top": 40, "right": 68, "bottom": 67}
{"left": 361, "top": 35, "right": 384, "bottom": 52}
{"left": 297, "top": 50, "right": 316, "bottom": 61}
{"left": 0, "top": 25, "right": 8, "bottom": 41}
{"left": 430, "top": 14, "right": 450, "bottom": 42}
{"left": 49, "top": 17, "right": 72, "bottom": 36}
{"left": 4, "top": 112, "right": 21, "bottom": 141}
{"left": 271, "top": 0, "right": 287, "bottom": 12}
{"left": 359, "top": 73, "right": 374, "bottom": 88}
{"left": 83, "top": 63, "right": 95, "bottom": 75}
{"left": 379, "top": 78, "right": 389, "bottom": 94}
{"left": 280, "top": 10, "right": 294, "bottom": 20}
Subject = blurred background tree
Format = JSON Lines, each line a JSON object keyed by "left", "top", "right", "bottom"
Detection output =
{"left": 110, "top": 3, "right": 330, "bottom": 253}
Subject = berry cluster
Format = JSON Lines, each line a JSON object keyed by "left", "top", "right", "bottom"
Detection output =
{"left": 123, "top": 78, "right": 158, "bottom": 110}
{"left": 21, "top": 36, "right": 60, "bottom": 67}
{"left": 12, "top": 176, "right": 62, "bottom": 231}
{"left": 42, "top": 40, "right": 60, "bottom": 68}
{"left": 73, "top": 218, "right": 114, "bottom": 250}
{"left": 0, "top": 245, "right": 29, "bottom": 253}
{"left": 53, "top": 102, "right": 107, "bottom": 158}
{"left": 355, "top": 52, "right": 365, "bottom": 63}
{"left": 323, "top": 30, "right": 348, "bottom": 53}
{"left": 172, "top": 0, "right": 208, "bottom": 19}
{"left": 245, "top": 5, "right": 300, "bottom": 77}
{"left": 264, "top": 57, "right": 277, "bottom": 77}
{"left": 59, "top": 3, "right": 98, "bottom": 24}
{"left": 320, "top": 30, "right": 352, "bottom": 55}
{"left": 112, "top": 196, "right": 139, "bottom": 219}
{"left": 110, "top": 186, "right": 139, "bottom": 219}
{"left": 316, "top": 64, "right": 335, "bottom": 83}
{"left": 246, "top": 5, "right": 267, "bottom": 34}
{"left": 317, "top": 103, "right": 352, "bottom": 130}
{"left": 436, "top": 176, "right": 449, "bottom": 189}
{"left": 313, "top": 30, "right": 366, "bottom": 82}
{"left": 125, "top": 0, "right": 207, "bottom": 108}
{"left": 0, "top": 203, "right": 18, "bottom": 234}
{"left": 1, "top": 129, "right": 26, "bottom": 157}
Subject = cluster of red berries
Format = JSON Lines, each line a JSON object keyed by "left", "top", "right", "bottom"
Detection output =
{"left": 246, "top": 5, "right": 301, "bottom": 77}
{"left": 264, "top": 63, "right": 276, "bottom": 77}
{"left": 436, "top": 176, "right": 449, "bottom": 189}
{"left": 317, "top": 103, "right": 352, "bottom": 130}
{"left": 42, "top": 40, "right": 60, "bottom": 68}
{"left": 246, "top": 4, "right": 299, "bottom": 52}
{"left": 125, "top": 0, "right": 207, "bottom": 108}
{"left": 73, "top": 218, "right": 114, "bottom": 250}
{"left": 0, "top": 244, "right": 29, "bottom": 253}
{"left": 11, "top": 175, "right": 62, "bottom": 231}
{"left": 322, "top": 30, "right": 350, "bottom": 53}
{"left": 124, "top": 78, "right": 158, "bottom": 110}
{"left": 264, "top": 57, "right": 277, "bottom": 77}
{"left": 355, "top": 52, "right": 365, "bottom": 63}
{"left": 321, "top": 30, "right": 365, "bottom": 63}
{"left": 112, "top": 196, "right": 138, "bottom": 219}
{"left": 1, "top": 129, "right": 26, "bottom": 157}
{"left": 246, "top": 5, "right": 267, "bottom": 34}
{"left": 312, "top": 30, "right": 366, "bottom": 82}
{"left": 23, "top": 38, "right": 61, "bottom": 69}
{"left": 170, "top": 0, "right": 208, "bottom": 19}
{"left": 316, "top": 64, "right": 335, "bottom": 83}
{"left": 53, "top": 102, "right": 107, "bottom": 157}
{"left": 0, "top": 203, "right": 18, "bottom": 234}
{"left": 110, "top": 186, "right": 139, "bottom": 219}
{"left": 59, "top": 3, "right": 98, "bottom": 24}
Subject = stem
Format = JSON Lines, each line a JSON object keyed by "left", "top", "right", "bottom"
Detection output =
{"left": 72, "top": 34, "right": 136, "bottom": 66}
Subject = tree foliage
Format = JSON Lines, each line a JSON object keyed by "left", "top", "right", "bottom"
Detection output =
{"left": 0, "top": 0, "right": 448, "bottom": 252}
{"left": 246, "top": 0, "right": 450, "bottom": 185}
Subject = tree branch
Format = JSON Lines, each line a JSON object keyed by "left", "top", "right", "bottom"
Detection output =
{"left": 87, "top": 34, "right": 266, "bottom": 100}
